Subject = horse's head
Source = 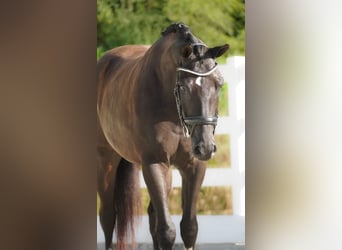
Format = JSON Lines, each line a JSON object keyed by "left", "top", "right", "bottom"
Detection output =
{"left": 162, "top": 23, "right": 229, "bottom": 161}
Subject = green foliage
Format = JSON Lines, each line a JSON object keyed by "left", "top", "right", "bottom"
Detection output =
{"left": 197, "top": 186, "right": 232, "bottom": 215}
{"left": 97, "top": 0, "right": 244, "bottom": 56}
{"left": 97, "top": 0, "right": 170, "bottom": 51}
{"left": 207, "top": 134, "right": 230, "bottom": 167}
{"left": 165, "top": 0, "right": 245, "bottom": 55}
{"left": 140, "top": 186, "right": 232, "bottom": 215}
{"left": 97, "top": 46, "right": 105, "bottom": 60}
{"left": 98, "top": 184, "right": 232, "bottom": 216}
{"left": 218, "top": 83, "right": 229, "bottom": 116}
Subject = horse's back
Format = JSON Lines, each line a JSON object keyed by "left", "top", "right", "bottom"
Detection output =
{"left": 97, "top": 45, "right": 151, "bottom": 162}
{"left": 98, "top": 45, "right": 149, "bottom": 82}
{"left": 97, "top": 45, "right": 150, "bottom": 110}
{"left": 98, "top": 45, "right": 149, "bottom": 76}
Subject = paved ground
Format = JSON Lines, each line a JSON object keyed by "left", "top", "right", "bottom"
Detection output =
{"left": 97, "top": 215, "right": 245, "bottom": 250}
{"left": 97, "top": 243, "right": 245, "bottom": 250}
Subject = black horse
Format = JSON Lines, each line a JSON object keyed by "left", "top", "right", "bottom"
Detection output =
{"left": 97, "top": 23, "right": 229, "bottom": 250}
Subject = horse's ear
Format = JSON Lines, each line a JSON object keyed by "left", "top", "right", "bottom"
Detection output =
{"left": 207, "top": 44, "right": 229, "bottom": 58}
{"left": 180, "top": 44, "right": 193, "bottom": 58}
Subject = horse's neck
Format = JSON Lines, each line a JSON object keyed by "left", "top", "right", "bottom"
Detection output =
{"left": 137, "top": 49, "right": 178, "bottom": 122}
{"left": 143, "top": 44, "right": 178, "bottom": 99}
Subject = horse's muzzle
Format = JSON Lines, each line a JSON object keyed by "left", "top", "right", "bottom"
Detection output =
{"left": 192, "top": 141, "right": 217, "bottom": 161}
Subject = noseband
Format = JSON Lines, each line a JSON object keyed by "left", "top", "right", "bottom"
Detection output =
{"left": 174, "top": 44, "right": 219, "bottom": 137}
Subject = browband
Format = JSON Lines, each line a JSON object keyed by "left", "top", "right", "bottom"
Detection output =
{"left": 176, "top": 63, "right": 218, "bottom": 76}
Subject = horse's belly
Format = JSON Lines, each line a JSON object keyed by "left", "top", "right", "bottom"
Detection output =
{"left": 108, "top": 133, "right": 141, "bottom": 164}
{"left": 99, "top": 113, "right": 141, "bottom": 164}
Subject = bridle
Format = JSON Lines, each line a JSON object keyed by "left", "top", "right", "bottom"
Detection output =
{"left": 174, "top": 43, "right": 219, "bottom": 137}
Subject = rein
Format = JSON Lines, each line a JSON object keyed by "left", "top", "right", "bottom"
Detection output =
{"left": 174, "top": 49, "right": 219, "bottom": 137}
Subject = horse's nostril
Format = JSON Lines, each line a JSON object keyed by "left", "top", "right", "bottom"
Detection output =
{"left": 213, "top": 144, "right": 217, "bottom": 153}
{"left": 194, "top": 145, "right": 202, "bottom": 155}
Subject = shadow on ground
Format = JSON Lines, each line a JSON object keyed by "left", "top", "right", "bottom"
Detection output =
{"left": 97, "top": 243, "right": 245, "bottom": 250}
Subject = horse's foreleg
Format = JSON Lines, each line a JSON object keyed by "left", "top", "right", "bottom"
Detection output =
{"left": 142, "top": 163, "right": 175, "bottom": 250}
{"left": 179, "top": 160, "right": 206, "bottom": 250}
{"left": 147, "top": 202, "right": 160, "bottom": 250}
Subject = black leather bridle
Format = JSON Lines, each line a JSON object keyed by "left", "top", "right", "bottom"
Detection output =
{"left": 174, "top": 45, "right": 219, "bottom": 137}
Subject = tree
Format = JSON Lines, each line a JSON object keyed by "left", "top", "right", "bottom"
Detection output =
{"left": 164, "top": 0, "right": 244, "bottom": 55}
{"left": 97, "top": 0, "right": 169, "bottom": 51}
{"left": 97, "top": 0, "right": 244, "bottom": 58}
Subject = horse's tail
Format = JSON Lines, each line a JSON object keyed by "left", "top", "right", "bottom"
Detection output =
{"left": 114, "top": 158, "right": 141, "bottom": 250}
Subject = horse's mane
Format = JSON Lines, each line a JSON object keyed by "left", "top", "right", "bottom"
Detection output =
{"left": 161, "top": 22, "right": 190, "bottom": 36}
{"left": 161, "top": 22, "right": 205, "bottom": 57}
{"left": 161, "top": 22, "right": 206, "bottom": 59}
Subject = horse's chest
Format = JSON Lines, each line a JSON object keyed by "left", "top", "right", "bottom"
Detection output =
{"left": 153, "top": 122, "right": 180, "bottom": 155}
